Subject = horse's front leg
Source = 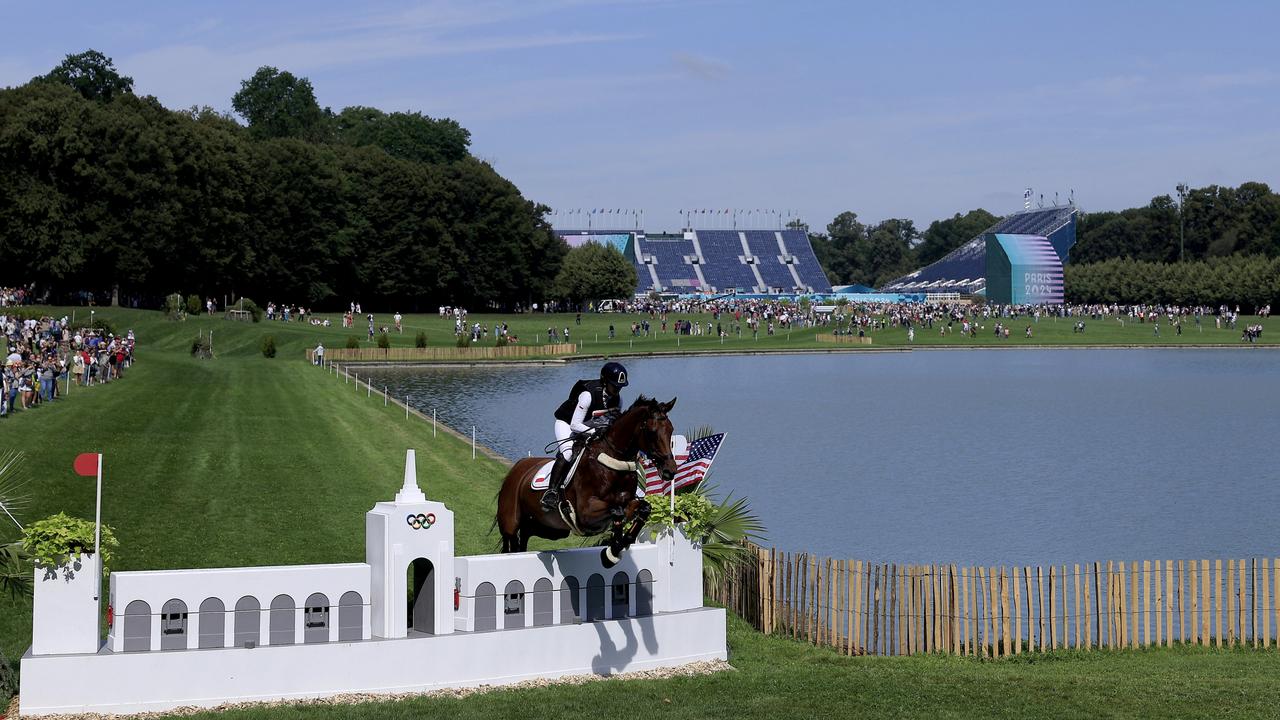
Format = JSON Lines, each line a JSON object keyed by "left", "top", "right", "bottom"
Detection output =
{"left": 600, "top": 498, "right": 651, "bottom": 568}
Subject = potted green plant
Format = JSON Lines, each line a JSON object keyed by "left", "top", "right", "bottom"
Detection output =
{"left": 22, "top": 513, "right": 118, "bottom": 579}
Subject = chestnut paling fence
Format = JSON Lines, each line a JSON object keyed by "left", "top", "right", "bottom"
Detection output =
{"left": 306, "top": 344, "right": 577, "bottom": 363}
{"left": 710, "top": 545, "right": 1280, "bottom": 656}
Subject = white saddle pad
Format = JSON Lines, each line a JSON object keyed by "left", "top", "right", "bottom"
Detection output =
{"left": 530, "top": 460, "right": 556, "bottom": 491}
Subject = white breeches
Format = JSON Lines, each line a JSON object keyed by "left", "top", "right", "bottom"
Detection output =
{"left": 554, "top": 420, "right": 574, "bottom": 460}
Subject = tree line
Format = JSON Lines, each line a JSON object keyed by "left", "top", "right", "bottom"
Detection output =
{"left": 1064, "top": 255, "right": 1279, "bottom": 308}
{"left": 0, "top": 51, "right": 566, "bottom": 310}
{"left": 804, "top": 181, "right": 1280, "bottom": 303}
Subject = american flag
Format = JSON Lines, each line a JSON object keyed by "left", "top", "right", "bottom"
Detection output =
{"left": 641, "top": 433, "right": 726, "bottom": 495}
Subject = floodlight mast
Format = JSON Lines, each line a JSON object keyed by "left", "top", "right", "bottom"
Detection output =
{"left": 1176, "top": 182, "right": 1189, "bottom": 262}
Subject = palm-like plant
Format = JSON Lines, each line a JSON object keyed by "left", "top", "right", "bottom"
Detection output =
{"left": 691, "top": 482, "right": 766, "bottom": 586}
{"left": 0, "top": 450, "right": 32, "bottom": 598}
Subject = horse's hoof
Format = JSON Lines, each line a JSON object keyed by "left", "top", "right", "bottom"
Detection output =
{"left": 600, "top": 546, "right": 620, "bottom": 568}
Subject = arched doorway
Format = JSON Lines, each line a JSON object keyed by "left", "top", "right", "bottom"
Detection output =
{"left": 407, "top": 558, "right": 435, "bottom": 634}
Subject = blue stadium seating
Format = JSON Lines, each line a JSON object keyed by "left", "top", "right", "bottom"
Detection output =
{"left": 781, "top": 229, "right": 833, "bottom": 292}
{"left": 617, "top": 228, "right": 833, "bottom": 295}
{"left": 633, "top": 234, "right": 702, "bottom": 292}
{"left": 880, "top": 207, "right": 1077, "bottom": 294}
{"left": 742, "top": 231, "right": 797, "bottom": 290}
{"left": 693, "top": 231, "right": 759, "bottom": 292}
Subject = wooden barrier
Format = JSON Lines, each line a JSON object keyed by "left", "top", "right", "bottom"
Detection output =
{"left": 307, "top": 344, "right": 577, "bottom": 363}
{"left": 814, "top": 334, "right": 873, "bottom": 345}
{"left": 709, "top": 545, "right": 1280, "bottom": 657}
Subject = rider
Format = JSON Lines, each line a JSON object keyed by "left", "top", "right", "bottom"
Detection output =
{"left": 540, "top": 361, "right": 629, "bottom": 512}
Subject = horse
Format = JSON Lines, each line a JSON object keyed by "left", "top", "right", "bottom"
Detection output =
{"left": 495, "top": 396, "right": 678, "bottom": 567}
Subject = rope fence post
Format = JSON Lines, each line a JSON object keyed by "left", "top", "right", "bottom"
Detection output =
{"left": 472, "top": 426, "right": 476, "bottom": 459}
{"left": 433, "top": 409, "right": 437, "bottom": 437}
{"left": 384, "top": 386, "right": 388, "bottom": 406}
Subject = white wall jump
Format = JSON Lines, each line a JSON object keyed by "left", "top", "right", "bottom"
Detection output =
{"left": 20, "top": 449, "right": 726, "bottom": 716}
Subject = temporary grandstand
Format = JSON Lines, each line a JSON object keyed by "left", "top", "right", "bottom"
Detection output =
{"left": 880, "top": 206, "right": 1077, "bottom": 296}
{"left": 557, "top": 229, "right": 833, "bottom": 295}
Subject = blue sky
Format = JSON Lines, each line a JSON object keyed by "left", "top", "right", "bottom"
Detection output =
{"left": 3, "top": 1, "right": 1278, "bottom": 233}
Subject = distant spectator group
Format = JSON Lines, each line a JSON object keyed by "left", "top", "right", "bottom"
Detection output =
{"left": 2, "top": 307, "right": 135, "bottom": 419}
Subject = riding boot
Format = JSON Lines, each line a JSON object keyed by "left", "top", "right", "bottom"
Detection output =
{"left": 540, "top": 454, "right": 570, "bottom": 512}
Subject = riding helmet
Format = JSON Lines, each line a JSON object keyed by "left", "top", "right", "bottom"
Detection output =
{"left": 600, "top": 361, "right": 628, "bottom": 387}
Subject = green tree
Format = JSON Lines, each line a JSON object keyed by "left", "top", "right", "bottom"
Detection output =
{"left": 232, "top": 66, "right": 326, "bottom": 141}
{"left": 552, "top": 242, "right": 635, "bottom": 307}
{"left": 916, "top": 209, "right": 998, "bottom": 266}
{"left": 40, "top": 50, "right": 133, "bottom": 102}
{"left": 864, "top": 218, "right": 919, "bottom": 287}
{"left": 333, "top": 106, "right": 470, "bottom": 164}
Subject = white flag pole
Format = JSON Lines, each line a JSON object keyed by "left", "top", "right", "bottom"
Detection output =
{"left": 94, "top": 453, "right": 103, "bottom": 601}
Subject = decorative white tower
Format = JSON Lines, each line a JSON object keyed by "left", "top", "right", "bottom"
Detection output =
{"left": 31, "top": 553, "right": 101, "bottom": 655}
{"left": 365, "top": 449, "right": 455, "bottom": 639}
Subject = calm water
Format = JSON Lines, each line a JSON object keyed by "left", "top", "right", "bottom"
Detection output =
{"left": 360, "top": 350, "right": 1279, "bottom": 566}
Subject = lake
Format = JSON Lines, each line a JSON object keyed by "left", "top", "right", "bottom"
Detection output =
{"left": 359, "top": 349, "right": 1279, "bottom": 566}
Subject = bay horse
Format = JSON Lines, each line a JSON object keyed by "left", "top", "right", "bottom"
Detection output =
{"left": 496, "top": 396, "right": 678, "bottom": 567}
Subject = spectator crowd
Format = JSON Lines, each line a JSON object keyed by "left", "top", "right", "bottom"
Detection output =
{"left": 2, "top": 307, "right": 135, "bottom": 419}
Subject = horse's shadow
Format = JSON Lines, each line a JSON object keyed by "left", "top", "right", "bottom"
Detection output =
{"left": 590, "top": 613, "right": 659, "bottom": 675}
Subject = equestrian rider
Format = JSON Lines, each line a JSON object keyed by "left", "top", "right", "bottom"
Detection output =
{"left": 540, "top": 361, "right": 628, "bottom": 512}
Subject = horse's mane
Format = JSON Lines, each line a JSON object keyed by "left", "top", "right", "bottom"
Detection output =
{"left": 626, "top": 395, "right": 663, "bottom": 413}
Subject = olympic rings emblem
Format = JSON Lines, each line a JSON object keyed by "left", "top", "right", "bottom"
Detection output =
{"left": 406, "top": 513, "right": 436, "bottom": 530}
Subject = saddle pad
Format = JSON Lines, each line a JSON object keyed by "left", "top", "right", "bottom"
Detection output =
{"left": 530, "top": 460, "right": 556, "bottom": 491}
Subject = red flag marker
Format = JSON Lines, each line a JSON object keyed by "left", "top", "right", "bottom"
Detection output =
{"left": 74, "top": 453, "right": 99, "bottom": 477}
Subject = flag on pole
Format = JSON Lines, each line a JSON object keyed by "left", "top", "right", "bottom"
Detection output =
{"left": 73, "top": 453, "right": 104, "bottom": 600}
{"left": 641, "top": 433, "right": 725, "bottom": 495}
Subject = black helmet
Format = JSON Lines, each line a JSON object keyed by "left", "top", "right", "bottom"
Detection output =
{"left": 600, "top": 361, "right": 628, "bottom": 387}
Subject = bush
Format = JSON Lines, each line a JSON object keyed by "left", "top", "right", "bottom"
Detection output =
{"left": 86, "top": 314, "right": 117, "bottom": 336}
{"left": 186, "top": 294, "right": 202, "bottom": 315}
{"left": 260, "top": 335, "right": 277, "bottom": 358}
{"left": 455, "top": 333, "right": 471, "bottom": 348}
{"left": 190, "top": 333, "right": 212, "bottom": 359}
{"left": 414, "top": 331, "right": 428, "bottom": 348}
{"left": 376, "top": 332, "right": 391, "bottom": 349}
{"left": 238, "top": 297, "right": 263, "bottom": 323}
{"left": 345, "top": 336, "right": 361, "bottom": 349}
{"left": 162, "top": 293, "right": 185, "bottom": 321}
{"left": 496, "top": 334, "right": 509, "bottom": 347}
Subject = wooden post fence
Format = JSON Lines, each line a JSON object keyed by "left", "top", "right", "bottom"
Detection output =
{"left": 711, "top": 545, "right": 1280, "bottom": 657}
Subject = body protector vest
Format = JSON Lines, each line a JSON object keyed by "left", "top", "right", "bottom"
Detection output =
{"left": 554, "top": 379, "right": 619, "bottom": 424}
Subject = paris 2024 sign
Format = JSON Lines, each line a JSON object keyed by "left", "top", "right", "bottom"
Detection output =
{"left": 984, "top": 233, "right": 1064, "bottom": 304}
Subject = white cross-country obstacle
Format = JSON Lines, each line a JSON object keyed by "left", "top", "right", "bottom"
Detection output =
{"left": 20, "top": 450, "right": 727, "bottom": 716}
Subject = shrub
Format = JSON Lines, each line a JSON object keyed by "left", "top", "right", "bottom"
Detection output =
{"left": 87, "top": 314, "right": 117, "bottom": 336}
{"left": 496, "top": 334, "right": 509, "bottom": 347}
{"left": 376, "top": 332, "right": 391, "bottom": 349}
{"left": 345, "top": 336, "right": 361, "bottom": 349}
{"left": 455, "top": 333, "right": 471, "bottom": 348}
{"left": 186, "top": 294, "right": 202, "bottom": 315}
{"left": 414, "top": 331, "right": 428, "bottom": 348}
{"left": 238, "top": 297, "right": 263, "bottom": 323}
{"left": 191, "top": 333, "right": 212, "bottom": 359}
{"left": 260, "top": 335, "right": 277, "bottom": 358}
{"left": 22, "top": 512, "right": 119, "bottom": 577}
{"left": 162, "top": 293, "right": 185, "bottom": 321}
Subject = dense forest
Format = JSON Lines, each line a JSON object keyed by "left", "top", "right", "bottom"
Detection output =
{"left": 0, "top": 51, "right": 566, "bottom": 310}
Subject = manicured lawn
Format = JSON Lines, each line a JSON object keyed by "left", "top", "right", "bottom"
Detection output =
{"left": 213, "top": 308, "right": 1279, "bottom": 356}
{"left": 146, "top": 618, "right": 1280, "bottom": 719}
{"left": 3, "top": 305, "right": 1280, "bottom": 718}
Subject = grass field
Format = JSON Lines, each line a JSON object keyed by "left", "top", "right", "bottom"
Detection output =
{"left": 3, "top": 305, "right": 1280, "bottom": 717}
{"left": 238, "top": 307, "right": 1278, "bottom": 356}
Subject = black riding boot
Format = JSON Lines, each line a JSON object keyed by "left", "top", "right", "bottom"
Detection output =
{"left": 540, "top": 454, "right": 570, "bottom": 512}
